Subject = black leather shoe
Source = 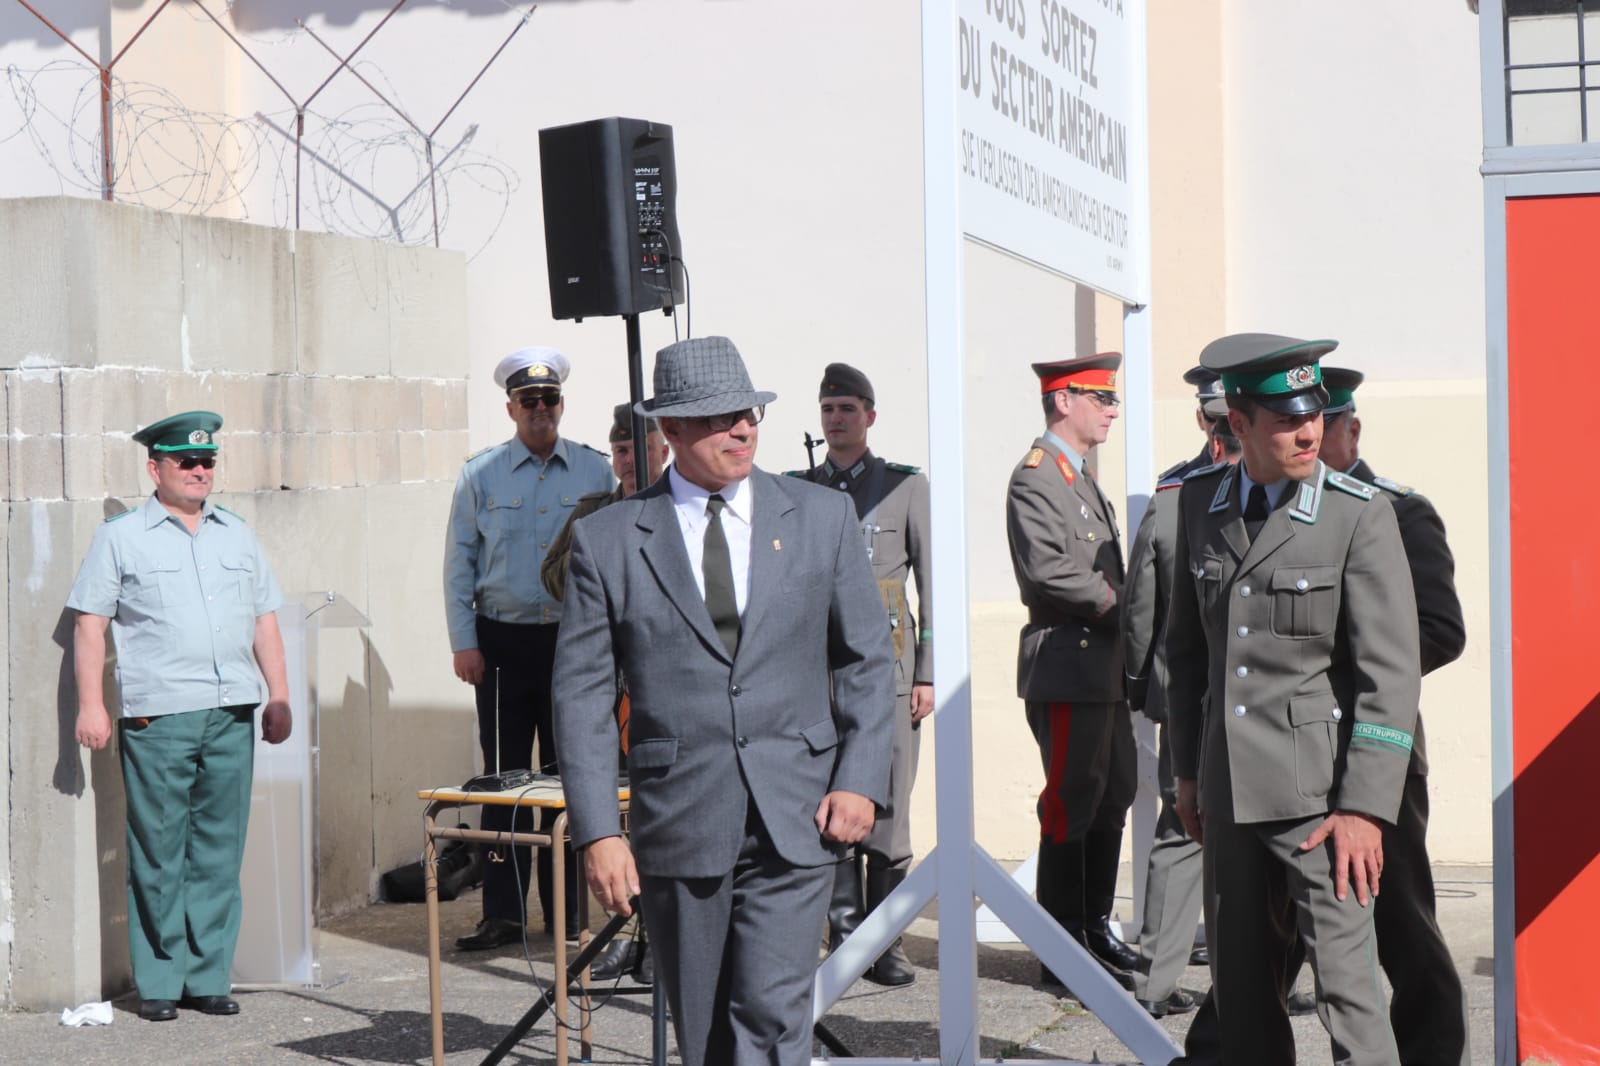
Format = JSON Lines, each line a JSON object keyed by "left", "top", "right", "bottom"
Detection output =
{"left": 1136, "top": 989, "right": 1196, "bottom": 1018}
{"left": 1189, "top": 947, "right": 1210, "bottom": 967}
{"left": 179, "top": 995, "right": 239, "bottom": 1016}
{"left": 456, "top": 917, "right": 524, "bottom": 951}
{"left": 1085, "top": 917, "right": 1143, "bottom": 973}
{"left": 138, "top": 999, "right": 177, "bottom": 1022}
{"left": 589, "top": 939, "right": 639, "bottom": 982}
{"left": 635, "top": 940, "right": 653, "bottom": 985}
{"left": 1287, "top": 988, "right": 1318, "bottom": 1016}
{"left": 865, "top": 939, "right": 916, "bottom": 987}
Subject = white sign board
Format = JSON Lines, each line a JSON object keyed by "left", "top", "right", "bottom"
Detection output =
{"left": 956, "top": 0, "right": 1146, "bottom": 302}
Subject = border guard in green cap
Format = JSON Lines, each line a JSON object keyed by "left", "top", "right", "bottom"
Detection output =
{"left": 1163, "top": 334, "right": 1422, "bottom": 1065}
{"left": 66, "top": 411, "right": 292, "bottom": 1022}
{"left": 793, "top": 362, "right": 932, "bottom": 987}
{"left": 1276, "top": 364, "right": 1469, "bottom": 1062}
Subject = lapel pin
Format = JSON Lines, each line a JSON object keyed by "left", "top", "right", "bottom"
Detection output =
{"left": 773, "top": 539, "right": 782, "bottom": 551}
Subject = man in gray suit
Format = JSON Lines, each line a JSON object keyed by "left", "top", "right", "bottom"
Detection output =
{"left": 552, "top": 336, "right": 897, "bottom": 1066}
{"left": 1165, "top": 334, "right": 1421, "bottom": 1066}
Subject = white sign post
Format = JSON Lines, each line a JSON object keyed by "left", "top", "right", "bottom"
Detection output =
{"left": 810, "top": 2, "right": 1173, "bottom": 1064}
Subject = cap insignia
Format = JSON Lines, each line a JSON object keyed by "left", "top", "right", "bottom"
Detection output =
{"left": 189, "top": 429, "right": 211, "bottom": 444}
{"left": 1285, "top": 366, "right": 1317, "bottom": 389}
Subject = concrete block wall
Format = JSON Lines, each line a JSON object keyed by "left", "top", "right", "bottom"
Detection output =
{"left": 1, "top": 196, "right": 475, "bottom": 1010}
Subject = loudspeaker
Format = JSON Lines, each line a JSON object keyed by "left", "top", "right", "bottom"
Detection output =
{"left": 539, "top": 117, "right": 684, "bottom": 321}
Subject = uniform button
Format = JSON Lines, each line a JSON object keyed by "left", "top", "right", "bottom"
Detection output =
{"left": 1332, "top": 707, "right": 1342, "bottom": 721}
{"left": 539, "top": 507, "right": 547, "bottom": 514}
{"left": 512, "top": 498, "right": 520, "bottom": 506}
{"left": 737, "top": 736, "right": 749, "bottom": 748}
{"left": 1296, "top": 578, "right": 1309, "bottom": 591}
{"left": 207, "top": 595, "right": 214, "bottom": 601}
{"left": 1235, "top": 666, "right": 1247, "bottom": 678}
{"left": 1079, "top": 640, "right": 1089, "bottom": 649}
{"left": 1237, "top": 625, "right": 1249, "bottom": 637}
{"left": 540, "top": 542, "right": 548, "bottom": 549}
{"left": 1194, "top": 566, "right": 1205, "bottom": 579}
{"left": 1086, "top": 532, "right": 1096, "bottom": 541}
{"left": 1240, "top": 586, "right": 1252, "bottom": 597}
{"left": 199, "top": 564, "right": 207, "bottom": 571}
{"left": 1233, "top": 705, "right": 1246, "bottom": 717}
{"left": 731, "top": 685, "right": 742, "bottom": 696}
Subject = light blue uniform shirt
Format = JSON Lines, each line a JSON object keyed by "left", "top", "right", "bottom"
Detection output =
{"left": 444, "top": 435, "right": 614, "bottom": 651}
{"left": 1045, "top": 430, "right": 1086, "bottom": 475}
{"left": 66, "top": 494, "right": 285, "bottom": 718}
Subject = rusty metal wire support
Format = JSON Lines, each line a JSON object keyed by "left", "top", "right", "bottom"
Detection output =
{"left": 13, "top": 0, "right": 174, "bottom": 199}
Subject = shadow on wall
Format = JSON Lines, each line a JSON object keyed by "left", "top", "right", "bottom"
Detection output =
{"left": 1512, "top": 688, "right": 1600, "bottom": 935}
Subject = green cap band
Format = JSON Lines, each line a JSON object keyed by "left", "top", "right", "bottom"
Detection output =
{"left": 152, "top": 441, "right": 219, "bottom": 452}
{"left": 1221, "top": 362, "right": 1322, "bottom": 398}
{"left": 1324, "top": 386, "right": 1357, "bottom": 411}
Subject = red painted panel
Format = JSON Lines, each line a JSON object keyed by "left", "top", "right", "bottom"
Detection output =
{"left": 1506, "top": 194, "right": 1600, "bottom": 1063}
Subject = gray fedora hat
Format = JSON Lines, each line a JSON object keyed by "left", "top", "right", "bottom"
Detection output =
{"left": 635, "top": 336, "right": 777, "bottom": 418}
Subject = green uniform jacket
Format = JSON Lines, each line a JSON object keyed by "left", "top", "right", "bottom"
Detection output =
{"left": 796, "top": 452, "right": 932, "bottom": 694}
{"left": 1005, "top": 435, "right": 1125, "bottom": 704}
{"left": 1164, "top": 460, "right": 1421, "bottom": 826}
{"left": 1350, "top": 458, "right": 1467, "bottom": 777}
{"left": 541, "top": 484, "right": 626, "bottom": 603}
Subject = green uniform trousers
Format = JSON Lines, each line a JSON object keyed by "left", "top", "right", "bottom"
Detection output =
{"left": 119, "top": 705, "right": 255, "bottom": 1000}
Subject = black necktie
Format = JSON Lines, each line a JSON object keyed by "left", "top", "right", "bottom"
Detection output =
{"left": 704, "top": 495, "right": 740, "bottom": 657}
{"left": 1243, "top": 484, "right": 1269, "bottom": 541}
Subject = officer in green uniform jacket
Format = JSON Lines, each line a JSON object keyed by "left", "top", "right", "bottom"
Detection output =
{"left": 1005, "top": 351, "right": 1142, "bottom": 989}
{"left": 1283, "top": 365, "right": 1468, "bottom": 1064}
{"left": 1165, "top": 334, "right": 1421, "bottom": 1066}
{"left": 67, "top": 411, "right": 292, "bottom": 1022}
{"left": 788, "top": 362, "right": 932, "bottom": 987}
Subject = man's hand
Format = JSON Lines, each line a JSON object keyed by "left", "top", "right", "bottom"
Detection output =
{"left": 815, "top": 790, "right": 876, "bottom": 844}
{"left": 453, "top": 649, "right": 485, "bottom": 685}
{"left": 1176, "top": 777, "right": 1204, "bottom": 845}
{"left": 261, "top": 700, "right": 293, "bottom": 744}
{"left": 584, "top": 835, "right": 640, "bottom": 917}
{"left": 910, "top": 683, "right": 934, "bottom": 724}
{"left": 75, "top": 704, "right": 112, "bottom": 750}
{"left": 1300, "top": 809, "right": 1384, "bottom": 906}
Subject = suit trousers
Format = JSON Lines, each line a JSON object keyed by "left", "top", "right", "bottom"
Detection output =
{"left": 119, "top": 705, "right": 255, "bottom": 1000}
{"left": 472, "top": 618, "right": 573, "bottom": 928}
{"left": 1133, "top": 725, "right": 1204, "bottom": 1002}
{"left": 1204, "top": 808, "right": 1398, "bottom": 1066}
{"left": 859, "top": 687, "right": 920, "bottom": 869}
{"left": 639, "top": 797, "right": 833, "bottom": 1066}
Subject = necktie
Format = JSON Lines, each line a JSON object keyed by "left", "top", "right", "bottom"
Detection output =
{"left": 703, "top": 495, "right": 740, "bottom": 657}
{"left": 1243, "top": 483, "right": 1269, "bottom": 541}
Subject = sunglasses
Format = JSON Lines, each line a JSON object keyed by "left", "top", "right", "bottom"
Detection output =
{"left": 516, "top": 391, "right": 563, "bottom": 409}
{"left": 1068, "top": 388, "right": 1121, "bottom": 409}
{"left": 171, "top": 456, "right": 216, "bottom": 470}
{"left": 697, "top": 406, "right": 766, "bottom": 433}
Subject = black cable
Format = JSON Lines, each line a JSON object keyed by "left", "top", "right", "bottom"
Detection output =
{"left": 642, "top": 227, "right": 690, "bottom": 340}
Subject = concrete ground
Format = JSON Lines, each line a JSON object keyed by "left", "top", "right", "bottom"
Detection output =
{"left": 2, "top": 864, "right": 1495, "bottom": 1064}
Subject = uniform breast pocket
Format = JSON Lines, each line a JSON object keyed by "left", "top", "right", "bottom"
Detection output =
{"left": 482, "top": 497, "right": 527, "bottom": 538}
{"left": 1289, "top": 694, "right": 1341, "bottom": 799}
{"left": 1192, "top": 554, "right": 1225, "bottom": 608}
{"left": 1269, "top": 565, "right": 1339, "bottom": 639}
{"left": 140, "top": 561, "right": 191, "bottom": 606}
{"left": 219, "top": 556, "right": 257, "bottom": 603}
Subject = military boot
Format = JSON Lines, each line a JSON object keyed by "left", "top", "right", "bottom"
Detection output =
{"left": 864, "top": 865, "right": 915, "bottom": 986}
{"left": 827, "top": 853, "right": 865, "bottom": 954}
{"left": 1084, "top": 828, "right": 1142, "bottom": 974}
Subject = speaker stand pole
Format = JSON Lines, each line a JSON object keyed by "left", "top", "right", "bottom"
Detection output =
{"left": 626, "top": 314, "right": 648, "bottom": 457}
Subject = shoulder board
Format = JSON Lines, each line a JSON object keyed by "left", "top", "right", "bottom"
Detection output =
{"left": 464, "top": 443, "right": 497, "bottom": 464}
{"left": 104, "top": 508, "right": 137, "bottom": 523}
{"left": 215, "top": 505, "right": 247, "bottom": 522}
{"left": 1156, "top": 458, "right": 1190, "bottom": 482}
{"left": 577, "top": 441, "right": 608, "bottom": 457}
{"left": 1325, "top": 469, "right": 1377, "bottom": 501}
{"left": 782, "top": 469, "right": 810, "bottom": 479}
{"left": 1155, "top": 477, "right": 1184, "bottom": 492}
{"left": 1372, "top": 475, "right": 1415, "bottom": 498}
{"left": 885, "top": 461, "right": 922, "bottom": 475}
{"left": 1023, "top": 447, "right": 1045, "bottom": 469}
{"left": 1183, "top": 461, "right": 1229, "bottom": 481}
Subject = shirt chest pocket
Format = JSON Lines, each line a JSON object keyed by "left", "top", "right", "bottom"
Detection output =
{"left": 1270, "top": 565, "right": 1340, "bottom": 639}
{"left": 482, "top": 497, "right": 527, "bottom": 537}
{"left": 133, "top": 561, "right": 191, "bottom": 606}
{"left": 219, "top": 556, "right": 257, "bottom": 604}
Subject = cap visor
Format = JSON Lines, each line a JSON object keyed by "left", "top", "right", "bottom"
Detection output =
{"left": 1254, "top": 386, "right": 1328, "bottom": 416}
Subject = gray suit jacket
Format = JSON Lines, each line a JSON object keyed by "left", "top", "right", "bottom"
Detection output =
{"left": 552, "top": 466, "right": 897, "bottom": 879}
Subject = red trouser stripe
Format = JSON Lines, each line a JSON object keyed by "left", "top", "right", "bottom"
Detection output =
{"left": 1040, "top": 702, "right": 1072, "bottom": 843}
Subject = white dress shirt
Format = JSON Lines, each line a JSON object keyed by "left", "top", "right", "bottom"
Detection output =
{"left": 667, "top": 465, "right": 753, "bottom": 615}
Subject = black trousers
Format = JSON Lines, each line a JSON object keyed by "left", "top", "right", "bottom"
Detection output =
{"left": 472, "top": 617, "right": 576, "bottom": 929}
